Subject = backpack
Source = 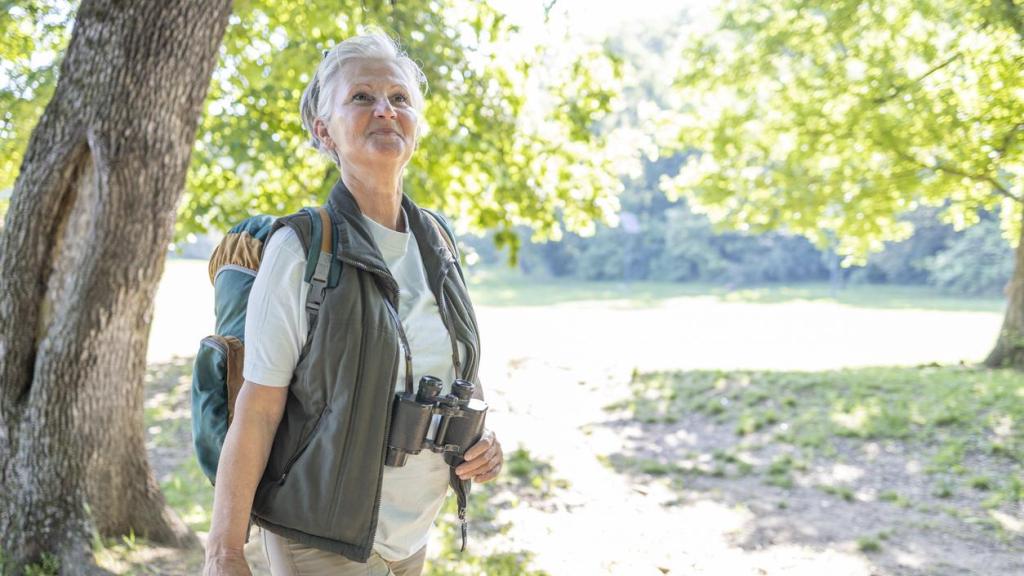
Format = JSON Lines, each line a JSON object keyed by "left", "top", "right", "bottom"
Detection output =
{"left": 191, "top": 205, "right": 460, "bottom": 485}
{"left": 191, "top": 206, "right": 336, "bottom": 484}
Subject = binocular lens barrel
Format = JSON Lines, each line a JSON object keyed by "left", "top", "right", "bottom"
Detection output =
{"left": 451, "top": 379, "right": 474, "bottom": 404}
{"left": 442, "top": 397, "right": 488, "bottom": 467}
{"left": 384, "top": 393, "right": 434, "bottom": 466}
{"left": 385, "top": 376, "right": 488, "bottom": 468}
{"left": 416, "top": 375, "right": 443, "bottom": 404}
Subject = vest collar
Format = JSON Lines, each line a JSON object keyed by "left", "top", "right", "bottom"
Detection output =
{"left": 325, "top": 178, "right": 454, "bottom": 278}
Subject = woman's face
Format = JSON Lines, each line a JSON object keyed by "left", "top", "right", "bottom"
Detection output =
{"left": 317, "top": 58, "right": 420, "bottom": 174}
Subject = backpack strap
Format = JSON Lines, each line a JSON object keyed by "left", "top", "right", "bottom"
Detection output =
{"left": 422, "top": 208, "right": 465, "bottom": 284}
{"left": 300, "top": 206, "right": 334, "bottom": 331}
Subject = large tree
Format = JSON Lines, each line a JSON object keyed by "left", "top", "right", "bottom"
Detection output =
{"left": 664, "top": 0, "right": 1023, "bottom": 365}
{"left": 0, "top": 0, "right": 232, "bottom": 571}
{"left": 0, "top": 0, "right": 622, "bottom": 571}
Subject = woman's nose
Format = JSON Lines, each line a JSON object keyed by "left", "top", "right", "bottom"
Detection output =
{"left": 374, "top": 99, "right": 397, "bottom": 119}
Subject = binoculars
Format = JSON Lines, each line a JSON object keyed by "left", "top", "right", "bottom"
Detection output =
{"left": 385, "top": 376, "right": 488, "bottom": 467}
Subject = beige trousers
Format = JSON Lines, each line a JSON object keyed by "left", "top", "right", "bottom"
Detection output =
{"left": 262, "top": 529, "right": 427, "bottom": 576}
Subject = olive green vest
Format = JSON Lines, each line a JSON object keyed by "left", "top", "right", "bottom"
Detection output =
{"left": 251, "top": 180, "right": 481, "bottom": 562}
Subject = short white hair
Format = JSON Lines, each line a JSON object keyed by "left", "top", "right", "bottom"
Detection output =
{"left": 299, "top": 31, "right": 427, "bottom": 166}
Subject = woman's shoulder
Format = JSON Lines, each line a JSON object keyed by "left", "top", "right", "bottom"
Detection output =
{"left": 264, "top": 226, "right": 305, "bottom": 261}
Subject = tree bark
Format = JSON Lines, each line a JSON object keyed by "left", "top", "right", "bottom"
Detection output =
{"left": 0, "top": 0, "right": 231, "bottom": 572}
{"left": 985, "top": 206, "right": 1024, "bottom": 368}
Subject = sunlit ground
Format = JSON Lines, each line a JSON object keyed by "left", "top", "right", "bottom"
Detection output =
{"left": 137, "top": 259, "right": 1019, "bottom": 576}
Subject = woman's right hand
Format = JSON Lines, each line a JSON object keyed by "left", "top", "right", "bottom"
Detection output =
{"left": 203, "top": 551, "right": 252, "bottom": 576}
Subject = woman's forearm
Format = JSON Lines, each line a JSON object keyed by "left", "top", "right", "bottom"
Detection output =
{"left": 206, "top": 382, "right": 287, "bottom": 555}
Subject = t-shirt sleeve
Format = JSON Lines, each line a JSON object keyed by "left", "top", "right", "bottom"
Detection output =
{"left": 243, "top": 227, "right": 309, "bottom": 387}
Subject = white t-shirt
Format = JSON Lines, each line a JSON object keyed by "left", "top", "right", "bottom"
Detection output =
{"left": 243, "top": 212, "right": 460, "bottom": 561}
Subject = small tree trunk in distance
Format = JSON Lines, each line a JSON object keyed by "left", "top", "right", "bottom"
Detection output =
{"left": 985, "top": 208, "right": 1024, "bottom": 368}
{"left": 0, "top": 0, "right": 232, "bottom": 572}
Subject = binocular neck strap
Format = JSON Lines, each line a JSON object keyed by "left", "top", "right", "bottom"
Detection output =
{"left": 449, "top": 467, "right": 470, "bottom": 551}
{"left": 382, "top": 294, "right": 415, "bottom": 396}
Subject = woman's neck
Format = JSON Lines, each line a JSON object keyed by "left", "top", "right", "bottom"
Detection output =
{"left": 340, "top": 169, "right": 405, "bottom": 232}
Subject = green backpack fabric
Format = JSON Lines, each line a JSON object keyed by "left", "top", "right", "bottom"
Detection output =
{"left": 190, "top": 205, "right": 461, "bottom": 485}
{"left": 191, "top": 207, "right": 337, "bottom": 484}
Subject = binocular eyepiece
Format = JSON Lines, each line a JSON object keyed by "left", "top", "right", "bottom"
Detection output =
{"left": 385, "top": 376, "right": 488, "bottom": 467}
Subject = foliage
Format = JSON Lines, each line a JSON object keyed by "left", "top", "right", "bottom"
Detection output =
{"left": 664, "top": 0, "right": 1024, "bottom": 263}
{"left": 182, "top": 0, "right": 624, "bottom": 256}
{"left": 465, "top": 5, "right": 1018, "bottom": 290}
{"left": 927, "top": 218, "right": 1015, "bottom": 295}
{"left": 493, "top": 156, "right": 833, "bottom": 285}
{"left": 0, "top": 1, "right": 626, "bottom": 255}
{"left": 478, "top": 156, "right": 1013, "bottom": 291}
{"left": 18, "top": 553, "right": 58, "bottom": 576}
{"left": 0, "top": 0, "right": 76, "bottom": 216}
{"left": 850, "top": 206, "right": 956, "bottom": 284}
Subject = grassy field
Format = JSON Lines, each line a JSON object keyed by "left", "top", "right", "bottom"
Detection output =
{"left": 466, "top": 268, "right": 1008, "bottom": 313}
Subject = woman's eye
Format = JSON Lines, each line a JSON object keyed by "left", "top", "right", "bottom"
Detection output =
{"left": 353, "top": 93, "right": 372, "bottom": 102}
{"left": 391, "top": 94, "right": 409, "bottom": 104}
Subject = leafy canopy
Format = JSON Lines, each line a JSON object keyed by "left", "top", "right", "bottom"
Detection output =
{"left": 663, "top": 0, "right": 1024, "bottom": 263}
{"left": 1, "top": 0, "right": 626, "bottom": 256}
{"left": 0, "top": 1, "right": 74, "bottom": 205}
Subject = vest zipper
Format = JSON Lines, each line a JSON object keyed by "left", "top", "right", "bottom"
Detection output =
{"left": 338, "top": 254, "right": 404, "bottom": 556}
{"left": 278, "top": 403, "right": 330, "bottom": 484}
{"left": 368, "top": 337, "right": 400, "bottom": 554}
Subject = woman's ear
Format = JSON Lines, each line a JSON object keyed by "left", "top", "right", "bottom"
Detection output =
{"left": 314, "top": 118, "right": 334, "bottom": 150}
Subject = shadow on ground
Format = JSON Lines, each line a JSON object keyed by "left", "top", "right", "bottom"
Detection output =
{"left": 596, "top": 366, "right": 1024, "bottom": 576}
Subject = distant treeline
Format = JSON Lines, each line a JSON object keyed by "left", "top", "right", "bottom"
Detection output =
{"left": 467, "top": 160, "right": 1014, "bottom": 297}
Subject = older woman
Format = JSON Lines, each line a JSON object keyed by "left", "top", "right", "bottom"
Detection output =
{"left": 203, "top": 33, "right": 503, "bottom": 576}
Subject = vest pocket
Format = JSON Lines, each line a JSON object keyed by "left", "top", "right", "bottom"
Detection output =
{"left": 277, "top": 403, "right": 330, "bottom": 485}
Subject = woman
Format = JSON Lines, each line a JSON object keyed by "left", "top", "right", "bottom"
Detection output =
{"left": 203, "top": 32, "right": 503, "bottom": 576}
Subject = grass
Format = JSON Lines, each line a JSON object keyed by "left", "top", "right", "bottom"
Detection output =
{"left": 504, "top": 447, "right": 571, "bottom": 497}
{"left": 597, "top": 454, "right": 686, "bottom": 477}
{"left": 160, "top": 459, "right": 215, "bottom": 533}
{"left": 425, "top": 446, "right": 563, "bottom": 576}
{"left": 0, "top": 552, "right": 60, "bottom": 576}
{"left": 142, "top": 358, "right": 215, "bottom": 534}
{"left": 819, "top": 484, "right": 857, "bottom": 502}
{"left": 766, "top": 454, "right": 802, "bottom": 489}
{"left": 22, "top": 554, "right": 59, "bottom": 576}
{"left": 466, "top": 268, "right": 1007, "bottom": 312}
{"left": 879, "top": 491, "right": 912, "bottom": 507}
{"left": 605, "top": 365, "right": 1024, "bottom": 510}
{"left": 613, "top": 366, "right": 1023, "bottom": 458}
{"left": 856, "top": 536, "right": 883, "bottom": 553}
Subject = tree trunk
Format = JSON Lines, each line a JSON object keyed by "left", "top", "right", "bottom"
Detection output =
{"left": 0, "top": 1, "right": 231, "bottom": 572}
{"left": 985, "top": 208, "right": 1024, "bottom": 368}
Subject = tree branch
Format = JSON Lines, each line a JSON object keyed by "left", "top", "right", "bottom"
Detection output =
{"left": 995, "top": 122, "right": 1024, "bottom": 159}
{"left": 1000, "top": 0, "right": 1024, "bottom": 40}
{"left": 893, "top": 148, "right": 1022, "bottom": 203}
{"left": 872, "top": 52, "right": 962, "bottom": 105}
